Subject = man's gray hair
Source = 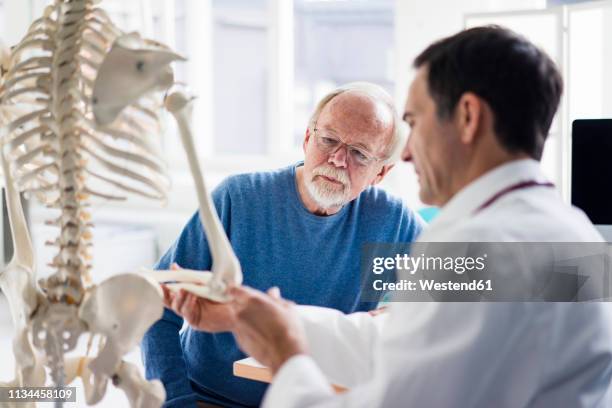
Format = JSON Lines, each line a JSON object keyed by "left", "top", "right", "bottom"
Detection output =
{"left": 307, "top": 82, "right": 408, "bottom": 164}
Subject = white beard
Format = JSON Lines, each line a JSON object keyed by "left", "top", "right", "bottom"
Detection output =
{"left": 305, "top": 165, "right": 351, "bottom": 209}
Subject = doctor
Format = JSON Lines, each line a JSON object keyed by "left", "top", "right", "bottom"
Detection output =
{"left": 168, "top": 26, "right": 612, "bottom": 407}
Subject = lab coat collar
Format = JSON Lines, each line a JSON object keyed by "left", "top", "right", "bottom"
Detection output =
{"left": 430, "top": 158, "right": 549, "bottom": 229}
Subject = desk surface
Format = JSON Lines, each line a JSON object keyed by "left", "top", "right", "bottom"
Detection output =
{"left": 233, "top": 357, "right": 347, "bottom": 393}
{"left": 233, "top": 357, "right": 273, "bottom": 384}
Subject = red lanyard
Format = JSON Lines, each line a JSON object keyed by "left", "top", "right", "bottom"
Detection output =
{"left": 474, "top": 180, "right": 555, "bottom": 214}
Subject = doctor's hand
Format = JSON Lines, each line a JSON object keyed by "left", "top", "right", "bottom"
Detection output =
{"left": 230, "top": 286, "right": 309, "bottom": 375}
{"left": 161, "top": 264, "right": 238, "bottom": 333}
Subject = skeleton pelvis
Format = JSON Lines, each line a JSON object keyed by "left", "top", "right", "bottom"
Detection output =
{"left": 78, "top": 273, "right": 164, "bottom": 377}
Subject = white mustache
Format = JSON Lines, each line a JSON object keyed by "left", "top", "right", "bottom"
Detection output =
{"left": 312, "top": 166, "right": 350, "bottom": 187}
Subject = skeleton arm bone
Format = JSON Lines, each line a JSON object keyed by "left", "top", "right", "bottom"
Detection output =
{"left": 164, "top": 91, "right": 243, "bottom": 297}
{"left": 0, "top": 127, "right": 46, "bottom": 388}
{"left": 145, "top": 269, "right": 230, "bottom": 302}
{"left": 1, "top": 130, "right": 35, "bottom": 276}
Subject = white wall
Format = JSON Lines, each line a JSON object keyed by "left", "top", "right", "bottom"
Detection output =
{"left": 389, "top": 0, "right": 546, "bottom": 209}
{"left": 0, "top": 0, "right": 31, "bottom": 46}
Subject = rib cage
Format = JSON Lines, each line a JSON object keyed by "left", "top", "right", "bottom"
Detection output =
{"left": 0, "top": 1, "right": 170, "bottom": 302}
{"left": 1, "top": 3, "right": 169, "bottom": 204}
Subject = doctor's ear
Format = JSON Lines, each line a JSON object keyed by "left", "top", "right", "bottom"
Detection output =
{"left": 456, "top": 92, "right": 482, "bottom": 145}
{"left": 370, "top": 164, "right": 394, "bottom": 185}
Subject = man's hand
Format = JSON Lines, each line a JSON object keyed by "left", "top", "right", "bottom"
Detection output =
{"left": 161, "top": 264, "right": 237, "bottom": 333}
{"left": 230, "top": 286, "right": 309, "bottom": 375}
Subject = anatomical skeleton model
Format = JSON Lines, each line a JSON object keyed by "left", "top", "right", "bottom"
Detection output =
{"left": 0, "top": 0, "right": 242, "bottom": 406}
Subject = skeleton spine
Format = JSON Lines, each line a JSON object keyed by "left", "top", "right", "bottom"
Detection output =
{"left": 44, "top": 0, "right": 93, "bottom": 304}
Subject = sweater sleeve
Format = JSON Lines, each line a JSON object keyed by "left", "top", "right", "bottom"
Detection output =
{"left": 141, "top": 179, "right": 234, "bottom": 407}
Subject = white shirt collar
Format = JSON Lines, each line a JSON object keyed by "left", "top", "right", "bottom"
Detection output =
{"left": 429, "top": 159, "right": 550, "bottom": 229}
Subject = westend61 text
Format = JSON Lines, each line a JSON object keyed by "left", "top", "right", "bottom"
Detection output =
{"left": 373, "top": 279, "right": 493, "bottom": 292}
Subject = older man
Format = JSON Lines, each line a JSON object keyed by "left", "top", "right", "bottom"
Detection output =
{"left": 173, "top": 27, "right": 612, "bottom": 407}
{"left": 141, "top": 82, "right": 423, "bottom": 407}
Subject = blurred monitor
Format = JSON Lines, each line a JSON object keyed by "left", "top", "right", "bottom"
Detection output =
{"left": 571, "top": 119, "right": 612, "bottom": 241}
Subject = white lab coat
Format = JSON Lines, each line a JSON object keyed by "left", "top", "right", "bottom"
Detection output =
{"left": 263, "top": 159, "right": 612, "bottom": 408}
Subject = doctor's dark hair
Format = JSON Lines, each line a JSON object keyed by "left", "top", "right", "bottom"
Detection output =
{"left": 413, "top": 25, "right": 563, "bottom": 160}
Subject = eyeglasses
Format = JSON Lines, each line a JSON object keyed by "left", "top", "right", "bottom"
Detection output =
{"left": 312, "top": 127, "right": 385, "bottom": 167}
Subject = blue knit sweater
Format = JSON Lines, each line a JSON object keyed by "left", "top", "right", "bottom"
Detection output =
{"left": 141, "top": 163, "right": 422, "bottom": 407}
